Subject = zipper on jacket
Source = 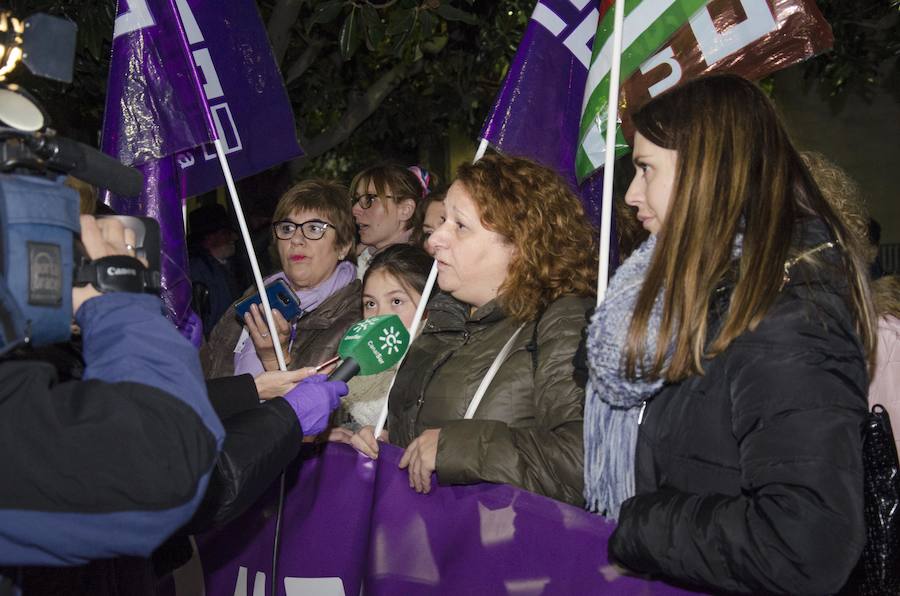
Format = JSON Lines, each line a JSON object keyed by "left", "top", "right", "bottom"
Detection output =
{"left": 637, "top": 400, "right": 648, "bottom": 425}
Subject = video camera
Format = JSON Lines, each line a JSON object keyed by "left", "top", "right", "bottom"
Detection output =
{"left": 0, "top": 11, "right": 158, "bottom": 356}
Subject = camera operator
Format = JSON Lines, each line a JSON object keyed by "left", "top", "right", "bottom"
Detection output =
{"left": 0, "top": 215, "right": 225, "bottom": 570}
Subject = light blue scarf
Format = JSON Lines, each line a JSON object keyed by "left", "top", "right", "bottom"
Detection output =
{"left": 583, "top": 235, "right": 666, "bottom": 519}
{"left": 584, "top": 234, "right": 742, "bottom": 519}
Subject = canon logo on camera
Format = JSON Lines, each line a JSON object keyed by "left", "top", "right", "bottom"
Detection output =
{"left": 106, "top": 266, "right": 137, "bottom": 277}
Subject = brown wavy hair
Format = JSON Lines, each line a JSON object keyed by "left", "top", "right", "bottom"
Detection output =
{"left": 454, "top": 153, "right": 597, "bottom": 321}
{"left": 350, "top": 163, "right": 430, "bottom": 232}
{"left": 872, "top": 276, "right": 900, "bottom": 319}
{"left": 801, "top": 151, "right": 878, "bottom": 264}
{"left": 624, "top": 75, "right": 876, "bottom": 381}
{"left": 271, "top": 179, "right": 355, "bottom": 254}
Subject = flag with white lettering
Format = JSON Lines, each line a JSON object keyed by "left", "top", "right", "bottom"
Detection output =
{"left": 617, "top": 0, "right": 833, "bottom": 144}
{"left": 575, "top": 0, "right": 706, "bottom": 180}
{"left": 479, "top": 0, "right": 608, "bottom": 223}
{"left": 575, "top": 0, "right": 834, "bottom": 180}
{"left": 485, "top": 0, "right": 835, "bottom": 189}
{"left": 101, "top": 0, "right": 301, "bottom": 337}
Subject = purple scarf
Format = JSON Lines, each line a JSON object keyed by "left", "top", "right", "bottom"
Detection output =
{"left": 233, "top": 261, "right": 356, "bottom": 375}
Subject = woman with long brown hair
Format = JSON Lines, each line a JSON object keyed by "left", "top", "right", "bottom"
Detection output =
{"left": 585, "top": 75, "right": 875, "bottom": 593}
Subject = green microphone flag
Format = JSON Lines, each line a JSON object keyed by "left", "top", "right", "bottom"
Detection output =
{"left": 329, "top": 314, "right": 410, "bottom": 382}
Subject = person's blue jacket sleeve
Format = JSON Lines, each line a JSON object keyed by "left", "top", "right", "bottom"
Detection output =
{"left": 0, "top": 293, "right": 224, "bottom": 566}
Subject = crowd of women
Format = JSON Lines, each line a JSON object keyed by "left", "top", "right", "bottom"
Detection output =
{"left": 189, "top": 74, "right": 898, "bottom": 594}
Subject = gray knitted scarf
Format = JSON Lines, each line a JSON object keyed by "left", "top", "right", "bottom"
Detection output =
{"left": 583, "top": 235, "right": 666, "bottom": 519}
{"left": 584, "top": 234, "right": 742, "bottom": 519}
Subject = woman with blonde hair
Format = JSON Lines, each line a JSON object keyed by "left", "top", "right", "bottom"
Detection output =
{"left": 346, "top": 153, "right": 596, "bottom": 505}
{"left": 586, "top": 75, "right": 875, "bottom": 593}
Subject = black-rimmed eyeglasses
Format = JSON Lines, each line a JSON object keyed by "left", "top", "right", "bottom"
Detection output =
{"left": 273, "top": 219, "right": 333, "bottom": 241}
{"left": 352, "top": 192, "right": 394, "bottom": 209}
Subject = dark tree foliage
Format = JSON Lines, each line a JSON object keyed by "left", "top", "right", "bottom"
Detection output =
{"left": 6, "top": 0, "right": 898, "bottom": 180}
{"left": 802, "top": 0, "right": 900, "bottom": 108}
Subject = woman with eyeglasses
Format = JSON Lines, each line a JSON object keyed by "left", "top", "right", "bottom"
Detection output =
{"left": 350, "top": 163, "right": 431, "bottom": 279}
{"left": 201, "top": 179, "right": 361, "bottom": 379}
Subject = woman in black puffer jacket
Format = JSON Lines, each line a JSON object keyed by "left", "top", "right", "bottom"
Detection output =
{"left": 584, "top": 75, "right": 877, "bottom": 595}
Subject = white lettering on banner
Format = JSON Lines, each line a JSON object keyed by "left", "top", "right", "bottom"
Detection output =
{"left": 533, "top": 4, "right": 567, "bottom": 36}
{"left": 690, "top": 0, "right": 776, "bottom": 66}
{"left": 641, "top": 46, "right": 682, "bottom": 97}
{"left": 532, "top": 3, "right": 599, "bottom": 69}
{"left": 192, "top": 48, "right": 225, "bottom": 99}
{"left": 113, "top": 0, "right": 155, "bottom": 39}
{"left": 638, "top": 0, "right": 777, "bottom": 98}
{"left": 212, "top": 103, "right": 244, "bottom": 153}
{"left": 173, "top": 0, "right": 245, "bottom": 169}
{"left": 174, "top": 0, "right": 205, "bottom": 45}
{"left": 582, "top": 0, "right": 678, "bottom": 115}
{"left": 232, "top": 566, "right": 266, "bottom": 596}
{"left": 563, "top": 8, "right": 600, "bottom": 69}
{"left": 283, "top": 577, "right": 346, "bottom": 596}
{"left": 177, "top": 153, "right": 196, "bottom": 169}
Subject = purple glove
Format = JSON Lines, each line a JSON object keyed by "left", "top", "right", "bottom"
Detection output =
{"left": 283, "top": 374, "right": 349, "bottom": 436}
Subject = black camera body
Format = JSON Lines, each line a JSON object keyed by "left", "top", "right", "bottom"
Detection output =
{"left": 0, "top": 173, "right": 160, "bottom": 355}
{"left": 0, "top": 11, "right": 152, "bottom": 355}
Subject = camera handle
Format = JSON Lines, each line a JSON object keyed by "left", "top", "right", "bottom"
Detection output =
{"left": 74, "top": 255, "right": 161, "bottom": 295}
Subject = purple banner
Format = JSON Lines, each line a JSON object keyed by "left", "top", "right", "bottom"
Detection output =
{"left": 101, "top": 0, "right": 301, "bottom": 337}
{"left": 480, "top": 0, "right": 608, "bottom": 229}
{"left": 190, "top": 443, "right": 702, "bottom": 595}
{"left": 168, "top": 0, "right": 303, "bottom": 197}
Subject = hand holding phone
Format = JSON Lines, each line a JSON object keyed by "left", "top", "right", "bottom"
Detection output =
{"left": 234, "top": 279, "right": 302, "bottom": 322}
{"left": 243, "top": 303, "right": 292, "bottom": 370}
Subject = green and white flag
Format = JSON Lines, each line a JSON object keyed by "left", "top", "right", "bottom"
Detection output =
{"left": 575, "top": 0, "right": 707, "bottom": 181}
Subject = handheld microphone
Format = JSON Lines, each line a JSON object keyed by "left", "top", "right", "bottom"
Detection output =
{"left": 328, "top": 314, "right": 410, "bottom": 383}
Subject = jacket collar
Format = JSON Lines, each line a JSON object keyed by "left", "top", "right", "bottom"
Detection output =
{"left": 424, "top": 293, "right": 507, "bottom": 333}
{"left": 296, "top": 280, "right": 361, "bottom": 331}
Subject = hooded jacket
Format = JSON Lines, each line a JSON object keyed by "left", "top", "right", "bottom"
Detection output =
{"left": 608, "top": 221, "right": 868, "bottom": 594}
{"left": 388, "top": 292, "right": 592, "bottom": 506}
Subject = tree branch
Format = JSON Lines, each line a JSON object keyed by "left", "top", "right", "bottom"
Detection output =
{"left": 289, "top": 60, "right": 421, "bottom": 173}
{"left": 267, "top": 0, "right": 304, "bottom": 67}
{"left": 285, "top": 40, "right": 325, "bottom": 86}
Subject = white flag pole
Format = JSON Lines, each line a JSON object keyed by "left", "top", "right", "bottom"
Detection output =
{"left": 167, "top": 3, "right": 289, "bottom": 592}
{"left": 169, "top": 0, "right": 287, "bottom": 372}
{"left": 596, "top": 0, "right": 627, "bottom": 307}
{"left": 372, "top": 139, "right": 490, "bottom": 438}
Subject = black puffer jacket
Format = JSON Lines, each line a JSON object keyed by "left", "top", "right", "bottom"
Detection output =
{"left": 609, "top": 223, "right": 868, "bottom": 595}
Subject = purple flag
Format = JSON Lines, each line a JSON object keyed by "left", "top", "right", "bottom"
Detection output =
{"left": 101, "top": 0, "right": 301, "bottom": 337}
{"left": 480, "top": 1, "right": 609, "bottom": 229}
{"left": 188, "top": 443, "right": 702, "bottom": 595}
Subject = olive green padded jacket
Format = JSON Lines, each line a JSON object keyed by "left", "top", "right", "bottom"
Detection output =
{"left": 387, "top": 292, "right": 592, "bottom": 506}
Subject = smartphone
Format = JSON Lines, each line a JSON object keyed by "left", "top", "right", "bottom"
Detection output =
{"left": 234, "top": 279, "right": 303, "bottom": 322}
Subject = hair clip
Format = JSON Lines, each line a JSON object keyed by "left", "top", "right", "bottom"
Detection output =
{"left": 407, "top": 165, "right": 431, "bottom": 198}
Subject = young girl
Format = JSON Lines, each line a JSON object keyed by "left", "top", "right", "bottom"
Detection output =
{"left": 351, "top": 164, "right": 432, "bottom": 279}
{"left": 585, "top": 75, "right": 875, "bottom": 594}
{"left": 336, "top": 244, "right": 433, "bottom": 428}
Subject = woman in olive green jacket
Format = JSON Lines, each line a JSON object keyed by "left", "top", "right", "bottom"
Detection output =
{"left": 341, "top": 154, "right": 597, "bottom": 506}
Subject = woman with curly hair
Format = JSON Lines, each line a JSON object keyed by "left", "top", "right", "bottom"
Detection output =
{"left": 344, "top": 153, "right": 597, "bottom": 505}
